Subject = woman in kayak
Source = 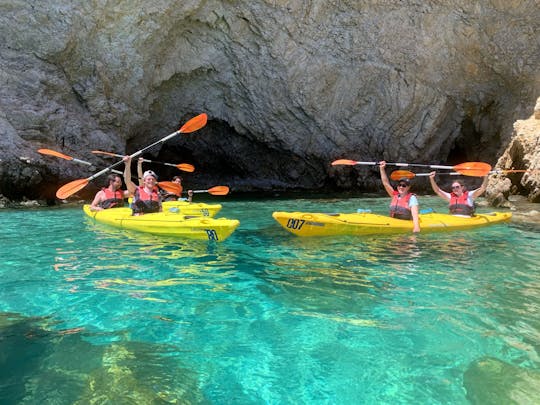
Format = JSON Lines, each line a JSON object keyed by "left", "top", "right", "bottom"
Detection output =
{"left": 379, "top": 161, "right": 421, "bottom": 233}
{"left": 162, "top": 176, "right": 193, "bottom": 203}
{"left": 123, "top": 156, "right": 162, "bottom": 215}
{"left": 428, "top": 171, "right": 488, "bottom": 216}
{"left": 89, "top": 173, "right": 130, "bottom": 211}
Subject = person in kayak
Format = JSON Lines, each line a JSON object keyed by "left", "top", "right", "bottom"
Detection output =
{"left": 428, "top": 171, "right": 488, "bottom": 216}
{"left": 164, "top": 176, "right": 194, "bottom": 202}
{"left": 89, "top": 173, "right": 130, "bottom": 211}
{"left": 135, "top": 159, "right": 194, "bottom": 202}
{"left": 379, "top": 161, "right": 421, "bottom": 232}
{"left": 123, "top": 156, "right": 162, "bottom": 215}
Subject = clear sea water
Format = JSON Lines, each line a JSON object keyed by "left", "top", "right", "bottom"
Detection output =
{"left": 1, "top": 195, "right": 539, "bottom": 404}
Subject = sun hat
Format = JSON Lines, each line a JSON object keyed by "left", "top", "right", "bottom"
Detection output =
{"left": 142, "top": 170, "right": 158, "bottom": 180}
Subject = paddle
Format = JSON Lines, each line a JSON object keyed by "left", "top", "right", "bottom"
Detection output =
{"left": 332, "top": 159, "right": 492, "bottom": 177}
{"left": 38, "top": 149, "right": 93, "bottom": 166}
{"left": 56, "top": 113, "right": 207, "bottom": 199}
{"left": 39, "top": 148, "right": 126, "bottom": 175}
{"left": 157, "top": 181, "right": 182, "bottom": 195}
{"left": 192, "top": 186, "right": 230, "bottom": 196}
{"left": 92, "top": 150, "right": 195, "bottom": 173}
{"left": 391, "top": 168, "right": 536, "bottom": 181}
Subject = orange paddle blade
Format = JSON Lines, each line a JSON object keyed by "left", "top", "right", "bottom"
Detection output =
{"left": 91, "top": 150, "right": 121, "bottom": 157}
{"left": 390, "top": 170, "right": 415, "bottom": 181}
{"left": 177, "top": 163, "right": 195, "bottom": 172}
{"left": 179, "top": 113, "right": 207, "bottom": 133}
{"left": 56, "top": 179, "right": 89, "bottom": 199}
{"left": 454, "top": 162, "right": 492, "bottom": 177}
{"left": 38, "top": 149, "right": 73, "bottom": 161}
{"left": 207, "top": 186, "right": 230, "bottom": 196}
{"left": 331, "top": 159, "right": 359, "bottom": 166}
{"left": 158, "top": 181, "right": 181, "bottom": 195}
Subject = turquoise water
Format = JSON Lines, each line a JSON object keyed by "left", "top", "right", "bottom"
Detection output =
{"left": 1, "top": 195, "right": 539, "bottom": 404}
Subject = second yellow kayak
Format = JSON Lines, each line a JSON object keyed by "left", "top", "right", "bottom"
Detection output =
{"left": 272, "top": 211, "right": 512, "bottom": 236}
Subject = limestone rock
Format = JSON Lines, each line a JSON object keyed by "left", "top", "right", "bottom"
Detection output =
{"left": 486, "top": 98, "right": 540, "bottom": 206}
{"left": 0, "top": 1, "right": 539, "bottom": 200}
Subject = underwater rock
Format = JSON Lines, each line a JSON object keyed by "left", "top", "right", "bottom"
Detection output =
{"left": 463, "top": 357, "right": 540, "bottom": 404}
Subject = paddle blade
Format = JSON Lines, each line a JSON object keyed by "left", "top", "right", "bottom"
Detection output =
{"left": 331, "top": 159, "right": 359, "bottom": 166}
{"left": 207, "top": 186, "right": 230, "bottom": 196}
{"left": 177, "top": 163, "right": 195, "bottom": 172}
{"left": 158, "top": 181, "right": 182, "bottom": 195}
{"left": 91, "top": 150, "right": 121, "bottom": 157}
{"left": 454, "top": 162, "right": 492, "bottom": 177}
{"left": 38, "top": 149, "right": 73, "bottom": 161}
{"left": 390, "top": 170, "right": 415, "bottom": 181}
{"left": 56, "top": 179, "right": 89, "bottom": 199}
{"left": 179, "top": 113, "right": 208, "bottom": 133}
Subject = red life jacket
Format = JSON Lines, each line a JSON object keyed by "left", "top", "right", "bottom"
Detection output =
{"left": 389, "top": 191, "right": 414, "bottom": 220}
{"left": 99, "top": 188, "right": 125, "bottom": 209}
{"left": 132, "top": 186, "right": 161, "bottom": 214}
{"left": 449, "top": 191, "right": 474, "bottom": 216}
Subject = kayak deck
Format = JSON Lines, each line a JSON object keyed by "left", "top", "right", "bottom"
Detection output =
{"left": 162, "top": 200, "right": 221, "bottom": 217}
{"left": 272, "top": 211, "right": 512, "bottom": 237}
{"left": 83, "top": 205, "right": 239, "bottom": 241}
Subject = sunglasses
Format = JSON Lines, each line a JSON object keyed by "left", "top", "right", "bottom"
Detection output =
{"left": 452, "top": 185, "right": 461, "bottom": 189}
{"left": 398, "top": 183, "right": 409, "bottom": 188}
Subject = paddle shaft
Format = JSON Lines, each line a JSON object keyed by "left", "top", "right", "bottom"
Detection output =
{"left": 94, "top": 151, "right": 185, "bottom": 168}
{"left": 86, "top": 130, "right": 180, "bottom": 181}
{"left": 352, "top": 161, "right": 459, "bottom": 170}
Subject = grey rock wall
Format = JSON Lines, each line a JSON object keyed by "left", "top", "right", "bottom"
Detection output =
{"left": 0, "top": 0, "right": 539, "bottom": 200}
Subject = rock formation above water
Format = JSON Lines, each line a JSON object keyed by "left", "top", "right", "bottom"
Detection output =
{"left": 0, "top": 1, "right": 539, "bottom": 202}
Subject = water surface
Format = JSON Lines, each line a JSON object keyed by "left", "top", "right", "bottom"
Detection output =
{"left": 1, "top": 196, "right": 539, "bottom": 404}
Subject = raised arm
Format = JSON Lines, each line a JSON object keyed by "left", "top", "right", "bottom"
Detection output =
{"left": 429, "top": 171, "right": 451, "bottom": 202}
{"left": 470, "top": 175, "right": 489, "bottom": 199}
{"left": 123, "top": 156, "right": 137, "bottom": 195}
{"left": 379, "top": 161, "right": 395, "bottom": 197}
{"left": 137, "top": 158, "right": 144, "bottom": 187}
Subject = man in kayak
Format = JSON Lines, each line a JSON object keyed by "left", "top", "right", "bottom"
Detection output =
{"left": 135, "top": 159, "right": 194, "bottom": 202}
{"left": 428, "top": 171, "right": 488, "bottom": 216}
{"left": 89, "top": 173, "right": 130, "bottom": 211}
{"left": 123, "top": 156, "right": 162, "bottom": 215}
{"left": 379, "top": 161, "right": 421, "bottom": 233}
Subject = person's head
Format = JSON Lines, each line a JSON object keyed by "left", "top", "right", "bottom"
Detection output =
{"left": 142, "top": 170, "right": 158, "bottom": 187}
{"left": 451, "top": 180, "right": 466, "bottom": 194}
{"left": 172, "top": 176, "right": 182, "bottom": 185}
{"left": 107, "top": 174, "right": 123, "bottom": 190}
{"left": 396, "top": 177, "right": 411, "bottom": 193}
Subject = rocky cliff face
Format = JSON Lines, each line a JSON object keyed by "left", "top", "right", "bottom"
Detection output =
{"left": 486, "top": 97, "right": 540, "bottom": 206}
{"left": 0, "top": 0, "right": 538, "bottom": 201}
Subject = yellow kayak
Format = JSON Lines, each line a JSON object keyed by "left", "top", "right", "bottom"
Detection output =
{"left": 126, "top": 198, "right": 221, "bottom": 217}
{"left": 162, "top": 200, "right": 221, "bottom": 217}
{"left": 83, "top": 205, "right": 239, "bottom": 241}
{"left": 272, "top": 211, "right": 512, "bottom": 237}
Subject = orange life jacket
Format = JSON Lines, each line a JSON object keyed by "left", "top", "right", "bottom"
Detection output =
{"left": 449, "top": 191, "right": 474, "bottom": 216}
{"left": 132, "top": 186, "right": 161, "bottom": 214}
{"left": 99, "top": 188, "right": 125, "bottom": 209}
{"left": 389, "top": 191, "right": 414, "bottom": 220}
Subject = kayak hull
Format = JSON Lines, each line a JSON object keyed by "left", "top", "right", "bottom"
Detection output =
{"left": 272, "top": 211, "right": 512, "bottom": 237}
{"left": 83, "top": 205, "right": 239, "bottom": 241}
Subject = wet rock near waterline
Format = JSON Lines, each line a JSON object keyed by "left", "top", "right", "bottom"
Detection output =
{"left": 0, "top": 1, "right": 538, "bottom": 201}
